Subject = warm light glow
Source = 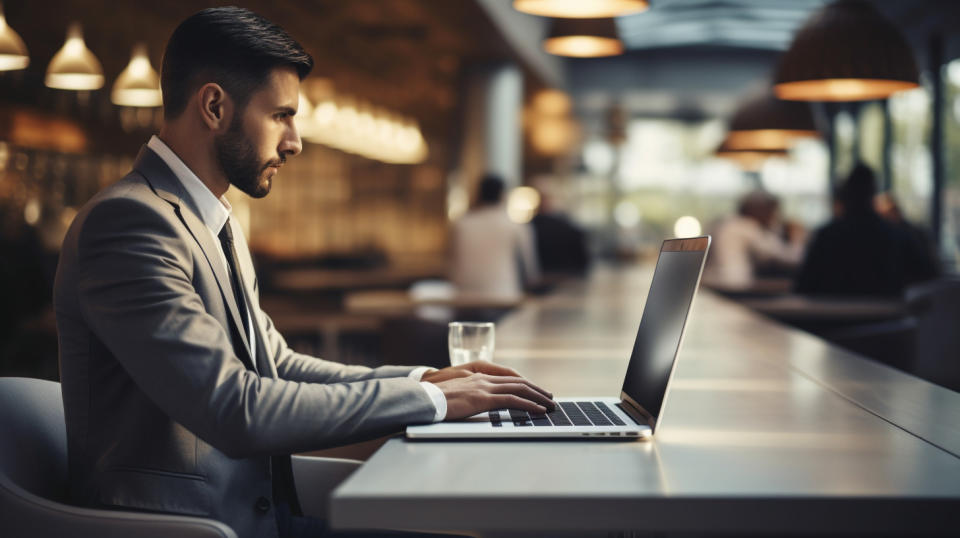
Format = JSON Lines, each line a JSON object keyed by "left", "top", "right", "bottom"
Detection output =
{"left": 514, "top": 0, "right": 648, "bottom": 18}
{"left": 543, "top": 35, "right": 623, "bottom": 57}
{"left": 724, "top": 129, "right": 819, "bottom": 151}
{"left": 532, "top": 89, "right": 572, "bottom": 116}
{"left": 299, "top": 89, "right": 428, "bottom": 164}
{"left": 715, "top": 150, "right": 786, "bottom": 171}
{"left": 673, "top": 216, "right": 702, "bottom": 238}
{"left": 774, "top": 78, "right": 918, "bottom": 102}
{"left": 45, "top": 23, "right": 103, "bottom": 90}
{"left": 111, "top": 43, "right": 161, "bottom": 107}
{"left": 0, "top": 4, "right": 29, "bottom": 71}
{"left": 507, "top": 186, "right": 541, "bottom": 224}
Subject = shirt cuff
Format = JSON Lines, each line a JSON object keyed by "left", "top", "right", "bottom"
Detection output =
{"left": 418, "top": 381, "right": 447, "bottom": 422}
{"left": 407, "top": 366, "right": 436, "bottom": 382}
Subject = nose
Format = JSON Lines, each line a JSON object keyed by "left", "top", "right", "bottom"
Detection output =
{"left": 281, "top": 121, "right": 302, "bottom": 157}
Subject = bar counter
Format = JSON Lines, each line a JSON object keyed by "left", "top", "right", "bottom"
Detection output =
{"left": 330, "top": 263, "right": 960, "bottom": 535}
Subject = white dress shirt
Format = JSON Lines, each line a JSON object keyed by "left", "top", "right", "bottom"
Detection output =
{"left": 703, "top": 214, "right": 804, "bottom": 290}
{"left": 147, "top": 136, "right": 446, "bottom": 422}
{"left": 451, "top": 205, "right": 540, "bottom": 300}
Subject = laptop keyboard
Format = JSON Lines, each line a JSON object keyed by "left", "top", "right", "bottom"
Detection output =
{"left": 490, "top": 401, "right": 627, "bottom": 427}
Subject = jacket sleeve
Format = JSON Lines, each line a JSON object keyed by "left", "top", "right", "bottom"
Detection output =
{"left": 75, "top": 197, "right": 435, "bottom": 458}
{"left": 258, "top": 306, "right": 422, "bottom": 382}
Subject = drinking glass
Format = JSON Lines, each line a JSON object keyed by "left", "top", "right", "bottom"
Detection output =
{"left": 448, "top": 322, "right": 495, "bottom": 366}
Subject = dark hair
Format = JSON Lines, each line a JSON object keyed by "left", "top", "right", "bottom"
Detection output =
{"left": 477, "top": 174, "right": 505, "bottom": 205}
{"left": 839, "top": 163, "right": 877, "bottom": 213}
{"left": 161, "top": 7, "right": 313, "bottom": 120}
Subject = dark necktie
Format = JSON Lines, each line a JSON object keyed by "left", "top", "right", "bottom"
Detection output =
{"left": 218, "top": 219, "right": 301, "bottom": 514}
{"left": 218, "top": 218, "right": 251, "bottom": 347}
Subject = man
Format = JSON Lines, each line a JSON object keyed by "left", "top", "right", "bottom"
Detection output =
{"left": 450, "top": 174, "right": 540, "bottom": 300}
{"left": 703, "top": 190, "right": 805, "bottom": 291}
{"left": 795, "top": 163, "right": 936, "bottom": 296}
{"left": 54, "top": 8, "right": 552, "bottom": 538}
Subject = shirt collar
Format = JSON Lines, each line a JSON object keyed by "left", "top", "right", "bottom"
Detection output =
{"left": 147, "top": 135, "right": 231, "bottom": 237}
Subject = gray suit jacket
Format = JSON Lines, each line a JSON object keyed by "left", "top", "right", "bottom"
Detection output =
{"left": 54, "top": 146, "right": 436, "bottom": 538}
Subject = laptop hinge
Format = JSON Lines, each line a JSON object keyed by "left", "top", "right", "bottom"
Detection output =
{"left": 619, "top": 393, "right": 655, "bottom": 428}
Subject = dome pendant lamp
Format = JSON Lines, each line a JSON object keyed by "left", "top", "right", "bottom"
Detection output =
{"left": 45, "top": 22, "right": 104, "bottom": 91}
{"left": 514, "top": 0, "right": 648, "bottom": 18}
{"left": 724, "top": 91, "right": 819, "bottom": 151}
{"left": 111, "top": 43, "right": 162, "bottom": 107}
{"left": 774, "top": 0, "right": 919, "bottom": 102}
{"left": 543, "top": 18, "right": 624, "bottom": 58}
{"left": 0, "top": 2, "right": 28, "bottom": 71}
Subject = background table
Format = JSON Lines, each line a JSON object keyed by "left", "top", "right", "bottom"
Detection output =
{"left": 330, "top": 264, "right": 960, "bottom": 536}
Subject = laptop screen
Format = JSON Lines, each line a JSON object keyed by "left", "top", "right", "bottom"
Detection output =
{"left": 620, "top": 237, "right": 709, "bottom": 429}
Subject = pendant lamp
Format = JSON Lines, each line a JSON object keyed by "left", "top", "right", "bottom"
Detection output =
{"left": 715, "top": 141, "right": 787, "bottom": 172}
{"left": 111, "top": 43, "right": 161, "bottom": 107}
{"left": 0, "top": 3, "right": 28, "bottom": 71}
{"left": 514, "top": 0, "right": 648, "bottom": 18}
{"left": 543, "top": 18, "right": 623, "bottom": 57}
{"left": 45, "top": 22, "right": 103, "bottom": 91}
{"left": 724, "top": 91, "right": 819, "bottom": 151}
{"left": 774, "top": 0, "right": 918, "bottom": 101}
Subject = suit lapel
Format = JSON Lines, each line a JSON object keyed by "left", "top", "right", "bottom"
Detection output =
{"left": 131, "top": 146, "right": 257, "bottom": 373}
{"left": 229, "top": 218, "right": 278, "bottom": 378}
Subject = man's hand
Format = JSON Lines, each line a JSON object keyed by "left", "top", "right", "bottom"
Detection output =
{"left": 421, "top": 360, "right": 527, "bottom": 384}
{"left": 423, "top": 361, "right": 555, "bottom": 420}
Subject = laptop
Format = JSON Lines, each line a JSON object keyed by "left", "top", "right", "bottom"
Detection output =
{"left": 407, "top": 236, "right": 711, "bottom": 440}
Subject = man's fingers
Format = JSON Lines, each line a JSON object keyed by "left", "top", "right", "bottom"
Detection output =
{"left": 493, "top": 394, "right": 545, "bottom": 414}
{"left": 488, "top": 382, "right": 555, "bottom": 409}
{"left": 468, "top": 361, "right": 521, "bottom": 378}
{"left": 480, "top": 374, "right": 553, "bottom": 400}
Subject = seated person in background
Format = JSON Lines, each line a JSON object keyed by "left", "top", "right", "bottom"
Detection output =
{"left": 795, "top": 163, "right": 937, "bottom": 296}
{"left": 450, "top": 174, "right": 540, "bottom": 301}
{"left": 531, "top": 188, "right": 590, "bottom": 279}
{"left": 703, "top": 190, "right": 805, "bottom": 290}
{"left": 875, "top": 191, "right": 940, "bottom": 282}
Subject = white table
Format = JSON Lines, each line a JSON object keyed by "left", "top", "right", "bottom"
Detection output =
{"left": 331, "top": 264, "right": 960, "bottom": 535}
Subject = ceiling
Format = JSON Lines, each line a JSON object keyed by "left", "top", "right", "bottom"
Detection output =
{"left": 617, "top": 0, "right": 827, "bottom": 51}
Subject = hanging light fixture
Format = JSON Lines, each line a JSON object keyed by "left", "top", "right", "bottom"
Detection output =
{"left": 715, "top": 138, "right": 788, "bottom": 171}
{"left": 111, "top": 43, "right": 161, "bottom": 107}
{"left": 724, "top": 91, "right": 819, "bottom": 151}
{"left": 45, "top": 22, "right": 103, "bottom": 91}
{"left": 774, "top": 0, "right": 918, "bottom": 102}
{"left": 0, "top": 3, "right": 28, "bottom": 71}
{"left": 514, "top": 0, "right": 648, "bottom": 18}
{"left": 543, "top": 18, "right": 623, "bottom": 57}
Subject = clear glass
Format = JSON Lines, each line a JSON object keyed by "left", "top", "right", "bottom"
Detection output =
{"left": 448, "top": 322, "right": 495, "bottom": 366}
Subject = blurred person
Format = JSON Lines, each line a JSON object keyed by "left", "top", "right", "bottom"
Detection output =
{"left": 703, "top": 190, "right": 805, "bottom": 290}
{"left": 795, "top": 163, "right": 936, "bottom": 296}
{"left": 875, "top": 192, "right": 940, "bottom": 281}
{"left": 450, "top": 174, "right": 540, "bottom": 300}
{"left": 53, "top": 8, "right": 553, "bottom": 538}
{"left": 531, "top": 187, "right": 591, "bottom": 279}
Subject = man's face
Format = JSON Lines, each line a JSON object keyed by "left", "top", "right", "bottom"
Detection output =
{"left": 214, "top": 67, "right": 302, "bottom": 198}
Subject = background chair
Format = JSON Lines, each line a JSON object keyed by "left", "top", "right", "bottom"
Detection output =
{"left": 0, "top": 377, "right": 362, "bottom": 537}
{"left": 907, "top": 277, "right": 960, "bottom": 391}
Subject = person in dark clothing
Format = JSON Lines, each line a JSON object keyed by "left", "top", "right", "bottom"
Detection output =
{"left": 530, "top": 190, "right": 590, "bottom": 278}
{"left": 795, "top": 164, "right": 937, "bottom": 296}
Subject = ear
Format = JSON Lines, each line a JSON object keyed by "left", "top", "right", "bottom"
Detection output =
{"left": 196, "top": 83, "right": 232, "bottom": 132}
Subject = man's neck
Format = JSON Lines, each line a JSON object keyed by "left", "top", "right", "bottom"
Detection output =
{"left": 156, "top": 128, "right": 230, "bottom": 198}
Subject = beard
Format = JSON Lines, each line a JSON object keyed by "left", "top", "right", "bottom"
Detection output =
{"left": 214, "top": 115, "right": 284, "bottom": 199}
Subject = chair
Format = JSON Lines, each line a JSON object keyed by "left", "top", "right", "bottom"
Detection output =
{"left": 907, "top": 277, "right": 960, "bottom": 391}
{"left": 0, "top": 377, "right": 362, "bottom": 537}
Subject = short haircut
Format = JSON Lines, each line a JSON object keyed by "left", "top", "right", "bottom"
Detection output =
{"left": 840, "top": 163, "right": 877, "bottom": 213}
{"left": 161, "top": 7, "right": 313, "bottom": 120}
{"left": 477, "top": 174, "right": 506, "bottom": 205}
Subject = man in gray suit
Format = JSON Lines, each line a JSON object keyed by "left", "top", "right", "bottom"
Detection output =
{"left": 54, "top": 8, "right": 553, "bottom": 538}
